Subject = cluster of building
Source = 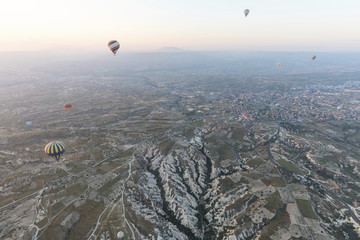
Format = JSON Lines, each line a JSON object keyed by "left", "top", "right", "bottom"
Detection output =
{"left": 227, "top": 82, "right": 360, "bottom": 122}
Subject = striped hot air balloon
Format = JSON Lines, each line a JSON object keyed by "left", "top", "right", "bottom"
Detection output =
{"left": 64, "top": 104, "right": 72, "bottom": 111}
{"left": 108, "top": 40, "right": 120, "bottom": 55}
{"left": 44, "top": 141, "right": 65, "bottom": 162}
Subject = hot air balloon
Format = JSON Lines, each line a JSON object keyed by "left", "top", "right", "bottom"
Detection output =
{"left": 310, "top": 99, "right": 315, "bottom": 104}
{"left": 64, "top": 104, "right": 72, "bottom": 111}
{"left": 277, "top": 62, "right": 281, "bottom": 67}
{"left": 26, "top": 121, "right": 32, "bottom": 127}
{"left": 117, "top": 231, "right": 124, "bottom": 239}
{"left": 244, "top": 9, "right": 250, "bottom": 17}
{"left": 44, "top": 141, "right": 65, "bottom": 162}
{"left": 108, "top": 40, "right": 120, "bottom": 55}
{"left": 312, "top": 55, "right": 316, "bottom": 60}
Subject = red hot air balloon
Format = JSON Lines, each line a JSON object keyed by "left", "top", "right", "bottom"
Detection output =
{"left": 64, "top": 104, "right": 72, "bottom": 111}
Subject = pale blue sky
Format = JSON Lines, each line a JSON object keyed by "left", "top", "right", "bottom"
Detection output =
{"left": 1, "top": 0, "right": 360, "bottom": 51}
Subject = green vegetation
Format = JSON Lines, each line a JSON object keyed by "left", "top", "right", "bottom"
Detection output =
{"left": 65, "top": 184, "right": 87, "bottom": 197}
{"left": 32, "top": 169, "right": 68, "bottom": 183}
{"left": 332, "top": 222, "right": 360, "bottom": 240}
{"left": 270, "top": 177, "right": 286, "bottom": 187}
{"left": 218, "top": 177, "right": 236, "bottom": 193}
{"left": 48, "top": 201, "right": 66, "bottom": 218}
{"left": 243, "top": 172, "right": 263, "bottom": 180}
{"left": 68, "top": 200, "right": 105, "bottom": 239}
{"left": 192, "top": 120, "right": 204, "bottom": 127}
{"left": 239, "top": 177, "right": 249, "bottom": 185}
{"left": 3, "top": 173, "right": 32, "bottom": 184}
{"left": 117, "top": 148, "right": 135, "bottom": 158}
{"left": 97, "top": 164, "right": 117, "bottom": 174}
{"left": 36, "top": 217, "right": 49, "bottom": 229}
{"left": 0, "top": 186, "right": 43, "bottom": 207}
{"left": 276, "top": 158, "right": 302, "bottom": 174}
{"left": 247, "top": 195, "right": 260, "bottom": 207}
{"left": 205, "top": 135, "right": 217, "bottom": 145}
{"left": 261, "top": 177, "right": 285, "bottom": 187}
{"left": 67, "top": 163, "right": 89, "bottom": 174}
{"left": 231, "top": 126, "right": 245, "bottom": 142}
{"left": 246, "top": 157, "right": 265, "bottom": 167}
{"left": 264, "top": 191, "right": 283, "bottom": 212}
{"left": 184, "top": 127, "right": 195, "bottom": 140}
{"left": 259, "top": 206, "right": 290, "bottom": 239}
{"left": 218, "top": 144, "right": 234, "bottom": 160}
{"left": 226, "top": 194, "right": 253, "bottom": 213}
{"left": 296, "top": 199, "right": 318, "bottom": 219}
{"left": 98, "top": 175, "right": 122, "bottom": 196}
{"left": 159, "top": 138, "right": 175, "bottom": 155}
{"left": 7, "top": 129, "right": 72, "bottom": 148}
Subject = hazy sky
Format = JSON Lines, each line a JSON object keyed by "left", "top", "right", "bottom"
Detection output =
{"left": 1, "top": 0, "right": 360, "bottom": 52}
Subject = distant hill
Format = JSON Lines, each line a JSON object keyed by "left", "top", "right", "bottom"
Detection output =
{"left": 157, "top": 47, "right": 185, "bottom": 52}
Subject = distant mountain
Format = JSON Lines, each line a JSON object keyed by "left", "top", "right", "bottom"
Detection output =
{"left": 157, "top": 47, "right": 185, "bottom": 52}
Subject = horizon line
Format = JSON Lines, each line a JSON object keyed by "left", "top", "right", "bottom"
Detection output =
{"left": 1, "top": 49, "right": 360, "bottom": 54}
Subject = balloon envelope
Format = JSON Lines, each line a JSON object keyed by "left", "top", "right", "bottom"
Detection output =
{"left": 244, "top": 9, "right": 250, "bottom": 17}
{"left": 312, "top": 55, "right": 316, "bottom": 60}
{"left": 108, "top": 40, "right": 120, "bottom": 55}
{"left": 277, "top": 62, "right": 281, "bottom": 67}
{"left": 117, "top": 231, "right": 124, "bottom": 238}
{"left": 26, "top": 121, "right": 32, "bottom": 126}
{"left": 64, "top": 104, "right": 72, "bottom": 111}
{"left": 44, "top": 141, "right": 65, "bottom": 162}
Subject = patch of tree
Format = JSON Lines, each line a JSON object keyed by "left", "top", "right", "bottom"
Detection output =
{"left": 315, "top": 167, "right": 335, "bottom": 180}
{"left": 331, "top": 223, "right": 360, "bottom": 240}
